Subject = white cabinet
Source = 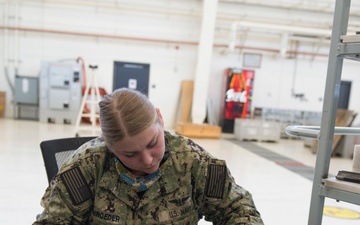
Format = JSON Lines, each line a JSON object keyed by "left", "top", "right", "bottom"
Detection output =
{"left": 234, "top": 119, "right": 281, "bottom": 142}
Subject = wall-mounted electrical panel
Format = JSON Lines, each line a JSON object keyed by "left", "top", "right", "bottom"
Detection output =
{"left": 39, "top": 60, "right": 82, "bottom": 124}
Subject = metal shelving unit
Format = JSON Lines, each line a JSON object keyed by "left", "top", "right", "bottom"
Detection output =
{"left": 286, "top": 0, "right": 360, "bottom": 224}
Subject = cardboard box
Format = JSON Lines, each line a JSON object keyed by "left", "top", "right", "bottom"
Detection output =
{"left": 0, "top": 91, "right": 5, "bottom": 118}
{"left": 175, "top": 122, "right": 221, "bottom": 139}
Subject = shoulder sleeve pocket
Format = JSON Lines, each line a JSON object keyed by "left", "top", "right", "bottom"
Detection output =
{"left": 205, "top": 164, "right": 227, "bottom": 199}
{"left": 60, "top": 166, "right": 93, "bottom": 205}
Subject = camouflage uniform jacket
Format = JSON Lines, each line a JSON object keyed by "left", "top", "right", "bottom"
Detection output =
{"left": 34, "top": 131, "right": 264, "bottom": 225}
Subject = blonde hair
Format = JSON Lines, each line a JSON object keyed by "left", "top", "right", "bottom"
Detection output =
{"left": 98, "top": 88, "right": 156, "bottom": 147}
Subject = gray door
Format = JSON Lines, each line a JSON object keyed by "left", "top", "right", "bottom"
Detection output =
{"left": 113, "top": 61, "right": 150, "bottom": 96}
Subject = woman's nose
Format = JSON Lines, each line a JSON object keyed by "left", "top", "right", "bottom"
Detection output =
{"left": 141, "top": 152, "right": 153, "bottom": 166}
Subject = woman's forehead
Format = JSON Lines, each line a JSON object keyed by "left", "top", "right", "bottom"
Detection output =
{"left": 116, "top": 123, "right": 160, "bottom": 152}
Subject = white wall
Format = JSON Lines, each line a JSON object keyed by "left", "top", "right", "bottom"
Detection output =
{"left": 1, "top": 0, "right": 360, "bottom": 128}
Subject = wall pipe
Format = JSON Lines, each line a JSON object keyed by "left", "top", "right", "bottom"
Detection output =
{"left": 0, "top": 25, "right": 330, "bottom": 58}
{"left": 232, "top": 21, "right": 332, "bottom": 37}
{"left": 19, "top": 0, "right": 360, "bottom": 20}
{"left": 14, "top": 0, "right": 20, "bottom": 75}
{"left": 228, "top": 20, "right": 332, "bottom": 55}
{"left": 3, "top": 3, "right": 15, "bottom": 95}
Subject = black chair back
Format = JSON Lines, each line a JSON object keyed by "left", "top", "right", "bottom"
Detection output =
{"left": 40, "top": 136, "right": 97, "bottom": 183}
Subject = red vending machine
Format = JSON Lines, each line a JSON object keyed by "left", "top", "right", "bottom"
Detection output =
{"left": 220, "top": 68, "right": 255, "bottom": 133}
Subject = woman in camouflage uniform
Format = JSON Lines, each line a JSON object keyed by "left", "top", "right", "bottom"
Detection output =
{"left": 34, "top": 88, "right": 264, "bottom": 225}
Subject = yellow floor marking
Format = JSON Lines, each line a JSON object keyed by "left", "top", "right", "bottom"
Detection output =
{"left": 324, "top": 206, "right": 360, "bottom": 219}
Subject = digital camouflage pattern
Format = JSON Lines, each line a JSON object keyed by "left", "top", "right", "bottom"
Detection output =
{"left": 34, "top": 131, "right": 264, "bottom": 224}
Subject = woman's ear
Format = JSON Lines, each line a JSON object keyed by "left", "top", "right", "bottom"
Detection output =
{"left": 156, "top": 108, "right": 164, "bottom": 127}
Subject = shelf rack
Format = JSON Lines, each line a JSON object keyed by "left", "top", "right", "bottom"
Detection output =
{"left": 286, "top": 0, "right": 360, "bottom": 224}
{"left": 285, "top": 125, "right": 360, "bottom": 139}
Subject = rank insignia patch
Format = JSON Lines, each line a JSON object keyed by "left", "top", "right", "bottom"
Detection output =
{"left": 205, "top": 164, "right": 226, "bottom": 199}
{"left": 60, "top": 166, "right": 92, "bottom": 205}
